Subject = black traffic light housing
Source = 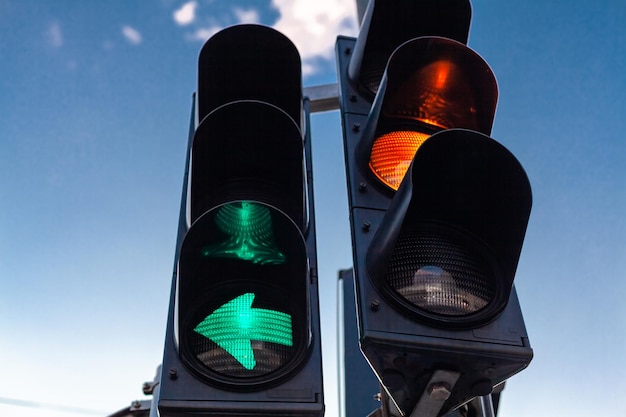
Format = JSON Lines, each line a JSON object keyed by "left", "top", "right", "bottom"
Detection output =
{"left": 158, "top": 24, "right": 323, "bottom": 417}
{"left": 336, "top": 1, "right": 533, "bottom": 415}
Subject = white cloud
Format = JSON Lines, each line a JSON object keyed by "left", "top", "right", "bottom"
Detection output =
{"left": 233, "top": 7, "right": 260, "bottom": 24}
{"left": 271, "top": 0, "right": 358, "bottom": 75}
{"left": 177, "top": 0, "right": 357, "bottom": 76}
{"left": 174, "top": 1, "right": 198, "bottom": 26}
{"left": 46, "top": 21, "right": 63, "bottom": 48}
{"left": 185, "top": 7, "right": 259, "bottom": 42}
{"left": 188, "top": 26, "right": 222, "bottom": 42}
{"left": 122, "top": 25, "right": 142, "bottom": 45}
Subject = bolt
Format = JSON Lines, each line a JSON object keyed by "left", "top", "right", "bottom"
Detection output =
{"left": 349, "top": 94, "right": 357, "bottom": 102}
{"left": 374, "top": 393, "right": 382, "bottom": 402}
{"left": 168, "top": 368, "right": 178, "bottom": 380}
{"left": 362, "top": 221, "right": 371, "bottom": 232}
{"left": 358, "top": 182, "right": 367, "bottom": 192}
{"left": 344, "top": 47, "right": 352, "bottom": 55}
{"left": 142, "top": 382, "right": 152, "bottom": 395}
{"left": 370, "top": 299, "right": 380, "bottom": 311}
{"left": 132, "top": 400, "right": 142, "bottom": 409}
{"left": 352, "top": 122, "right": 361, "bottom": 132}
{"left": 428, "top": 382, "right": 452, "bottom": 401}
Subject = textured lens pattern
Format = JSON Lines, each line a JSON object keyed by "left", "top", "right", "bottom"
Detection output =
{"left": 383, "top": 60, "right": 475, "bottom": 130}
{"left": 385, "top": 229, "right": 495, "bottom": 316}
{"left": 191, "top": 293, "right": 294, "bottom": 378}
{"left": 201, "top": 202, "right": 286, "bottom": 265}
{"left": 192, "top": 336, "right": 293, "bottom": 378}
{"left": 369, "top": 130, "right": 431, "bottom": 190}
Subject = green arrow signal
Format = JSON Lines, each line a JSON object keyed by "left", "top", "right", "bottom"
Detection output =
{"left": 194, "top": 293, "right": 293, "bottom": 370}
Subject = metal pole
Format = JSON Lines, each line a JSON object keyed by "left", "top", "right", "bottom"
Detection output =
{"left": 478, "top": 395, "right": 495, "bottom": 417}
{"left": 338, "top": 268, "right": 381, "bottom": 417}
{"left": 304, "top": 83, "right": 340, "bottom": 113}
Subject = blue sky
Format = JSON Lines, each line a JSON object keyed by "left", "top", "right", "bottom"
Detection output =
{"left": 1, "top": 1, "right": 625, "bottom": 417}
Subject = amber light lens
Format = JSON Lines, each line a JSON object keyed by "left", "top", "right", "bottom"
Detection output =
{"left": 370, "top": 60, "right": 470, "bottom": 191}
{"left": 383, "top": 60, "right": 476, "bottom": 130}
{"left": 369, "top": 130, "right": 431, "bottom": 190}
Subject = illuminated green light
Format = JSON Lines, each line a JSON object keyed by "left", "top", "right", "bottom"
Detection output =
{"left": 194, "top": 293, "right": 293, "bottom": 370}
{"left": 201, "top": 202, "right": 286, "bottom": 265}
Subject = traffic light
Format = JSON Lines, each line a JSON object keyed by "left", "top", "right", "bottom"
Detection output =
{"left": 337, "top": 1, "right": 532, "bottom": 416}
{"left": 158, "top": 24, "right": 324, "bottom": 417}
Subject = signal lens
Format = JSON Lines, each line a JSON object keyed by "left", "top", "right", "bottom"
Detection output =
{"left": 201, "top": 202, "right": 286, "bottom": 265}
{"left": 370, "top": 59, "right": 477, "bottom": 191}
{"left": 383, "top": 60, "right": 476, "bottom": 130}
{"left": 384, "top": 227, "right": 496, "bottom": 318}
{"left": 369, "top": 130, "right": 431, "bottom": 190}
{"left": 179, "top": 201, "right": 308, "bottom": 384}
{"left": 191, "top": 292, "right": 294, "bottom": 376}
{"left": 367, "top": 38, "right": 499, "bottom": 192}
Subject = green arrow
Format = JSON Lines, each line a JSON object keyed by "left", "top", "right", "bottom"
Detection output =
{"left": 194, "top": 293, "right": 293, "bottom": 370}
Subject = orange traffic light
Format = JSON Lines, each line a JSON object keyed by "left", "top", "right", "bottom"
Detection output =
{"left": 369, "top": 130, "right": 431, "bottom": 190}
{"left": 365, "top": 37, "right": 498, "bottom": 191}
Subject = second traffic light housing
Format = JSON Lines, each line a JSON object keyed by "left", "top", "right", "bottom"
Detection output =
{"left": 336, "top": 1, "right": 533, "bottom": 415}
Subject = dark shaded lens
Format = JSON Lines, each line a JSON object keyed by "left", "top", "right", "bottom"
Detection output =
{"left": 385, "top": 228, "right": 495, "bottom": 316}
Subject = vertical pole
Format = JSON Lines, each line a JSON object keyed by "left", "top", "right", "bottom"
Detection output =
{"left": 478, "top": 395, "right": 495, "bottom": 417}
{"left": 338, "top": 269, "right": 381, "bottom": 417}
